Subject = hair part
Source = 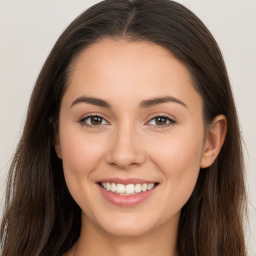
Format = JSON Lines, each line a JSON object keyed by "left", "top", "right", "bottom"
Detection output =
{"left": 1, "top": 0, "right": 247, "bottom": 255}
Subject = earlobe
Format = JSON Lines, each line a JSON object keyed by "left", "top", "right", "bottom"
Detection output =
{"left": 200, "top": 115, "right": 227, "bottom": 168}
{"left": 53, "top": 130, "right": 62, "bottom": 159}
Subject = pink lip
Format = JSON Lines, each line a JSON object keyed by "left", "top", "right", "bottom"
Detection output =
{"left": 97, "top": 183, "right": 158, "bottom": 207}
{"left": 97, "top": 178, "right": 157, "bottom": 185}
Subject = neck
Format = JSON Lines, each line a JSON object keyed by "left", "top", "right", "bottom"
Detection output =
{"left": 74, "top": 213, "right": 179, "bottom": 256}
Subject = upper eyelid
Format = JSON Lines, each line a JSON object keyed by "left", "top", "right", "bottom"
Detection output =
{"left": 146, "top": 113, "right": 176, "bottom": 122}
{"left": 146, "top": 115, "right": 176, "bottom": 125}
{"left": 80, "top": 113, "right": 109, "bottom": 121}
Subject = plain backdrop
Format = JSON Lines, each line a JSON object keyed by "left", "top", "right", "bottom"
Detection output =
{"left": 0, "top": 0, "right": 255, "bottom": 255}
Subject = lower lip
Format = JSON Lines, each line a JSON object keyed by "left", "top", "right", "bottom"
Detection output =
{"left": 98, "top": 184, "right": 157, "bottom": 207}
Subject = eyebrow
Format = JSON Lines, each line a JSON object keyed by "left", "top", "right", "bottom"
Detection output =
{"left": 140, "top": 96, "right": 187, "bottom": 108}
{"left": 70, "top": 95, "right": 187, "bottom": 109}
{"left": 70, "top": 96, "right": 111, "bottom": 108}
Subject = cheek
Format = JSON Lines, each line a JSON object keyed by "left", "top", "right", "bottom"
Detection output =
{"left": 150, "top": 128, "right": 203, "bottom": 172}
{"left": 147, "top": 125, "right": 204, "bottom": 206}
{"left": 59, "top": 125, "right": 107, "bottom": 203}
{"left": 60, "top": 127, "right": 105, "bottom": 173}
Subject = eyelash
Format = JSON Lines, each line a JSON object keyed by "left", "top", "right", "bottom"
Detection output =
{"left": 146, "top": 115, "right": 176, "bottom": 128}
{"left": 79, "top": 114, "right": 109, "bottom": 128}
{"left": 79, "top": 114, "right": 176, "bottom": 128}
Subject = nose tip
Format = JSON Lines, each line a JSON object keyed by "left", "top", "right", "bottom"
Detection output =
{"left": 105, "top": 130, "right": 146, "bottom": 169}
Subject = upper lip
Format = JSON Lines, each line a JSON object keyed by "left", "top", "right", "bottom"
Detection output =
{"left": 97, "top": 178, "right": 158, "bottom": 185}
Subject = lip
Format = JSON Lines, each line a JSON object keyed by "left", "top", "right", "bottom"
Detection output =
{"left": 97, "top": 180, "right": 159, "bottom": 207}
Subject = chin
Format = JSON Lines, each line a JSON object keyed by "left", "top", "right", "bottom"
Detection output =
{"left": 92, "top": 211, "right": 161, "bottom": 238}
{"left": 102, "top": 222, "right": 154, "bottom": 238}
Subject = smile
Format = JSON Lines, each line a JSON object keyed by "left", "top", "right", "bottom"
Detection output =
{"left": 97, "top": 179, "right": 159, "bottom": 207}
{"left": 100, "top": 182, "right": 157, "bottom": 196}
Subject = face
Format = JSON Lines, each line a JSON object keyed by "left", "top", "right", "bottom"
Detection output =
{"left": 55, "top": 39, "right": 207, "bottom": 238}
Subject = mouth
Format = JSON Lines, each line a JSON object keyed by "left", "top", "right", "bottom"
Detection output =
{"left": 97, "top": 181, "right": 159, "bottom": 196}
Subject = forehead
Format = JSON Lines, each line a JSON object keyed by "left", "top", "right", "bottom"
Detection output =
{"left": 63, "top": 38, "right": 202, "bottom": 112}
{"left": 70, "top": 38, "right": 188, "bottom": 79}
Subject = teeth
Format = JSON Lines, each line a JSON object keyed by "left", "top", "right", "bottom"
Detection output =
{"left": 135, "top": 184, "right": 142, "bottom": 193}
{"left": 148, "top": 183, "right": 154, "bottom": 190}
{"left": 111, "top": 183, "right": 116, "bottom": 192}
{"left": 101, "top": 182, "right": 156, "bottom": 195}
{"left": 116, "top": 183, "right": 125, "bottom": 194}
{"left": 106, "top": 182, "right": 111, "bottom": 191}
{"left": 125, "top": 184, "right": 135, "bottom": 194}
{"left": 142, "top": 183, "right": 148, "bottom": 192}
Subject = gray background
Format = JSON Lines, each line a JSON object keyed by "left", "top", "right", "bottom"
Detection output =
{"left": 0, "top": 0, "right": 255, "bottom": 255}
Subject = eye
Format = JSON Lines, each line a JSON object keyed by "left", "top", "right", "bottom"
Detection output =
{"left": 147, "top": 116, "right": 175, "bottom": 126}
{"left": 79, "top": 115, "right": 109, "bottom": 127}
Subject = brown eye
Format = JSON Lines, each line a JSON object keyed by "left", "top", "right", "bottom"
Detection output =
{"left": 147, "top": 116, "right": 175, "bottom": 126}
{"left": 91, "top": 116, "right": 103, "bottom": 125}
{"left": 80, "top": 115, "right": 108, "bottom": 127}
{"left": 155, "top": 117, "right": 168, "bottom": 125}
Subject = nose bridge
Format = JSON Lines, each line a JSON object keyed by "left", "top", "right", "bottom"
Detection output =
{"left": 106, "top": 119, "right": 145, "bottom": 168}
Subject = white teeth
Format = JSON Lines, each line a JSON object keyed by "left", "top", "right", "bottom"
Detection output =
{"left": 135, "top": 184, "right": 142, "bottom": 193}
{"left": 142, "top": 183, "right": 148, "bottom": 192}
{"left": 106, "top": 182, "right": 111, "bottom": 191}
{"left": 111, "top": 183, "right": 116, "bottom": 192}
{"left": 101, "top": 182, "right": 156, "bottom": 195}
{"left": 116, "top": 183, "right": 125, "bottom": 194}
{"left": 148, "top": 183, "right": 154, "bottom": 190}
{"left": 125, "top": 184, "right": 135, "bottom": 194}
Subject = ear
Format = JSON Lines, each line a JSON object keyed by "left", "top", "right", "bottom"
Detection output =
{"left": 200, "top": 115, "right": 227, "bottom": 168}
{"left": 53, "top": 125, "right": 62, "bottom": 159}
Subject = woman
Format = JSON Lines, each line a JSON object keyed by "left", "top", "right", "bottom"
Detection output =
{"left": 0, "top": 0, "right": 247, "bottom": 255}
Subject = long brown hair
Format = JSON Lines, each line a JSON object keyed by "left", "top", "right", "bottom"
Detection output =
{"left": 1, "top": 0, "right": 247, "bottom": 255}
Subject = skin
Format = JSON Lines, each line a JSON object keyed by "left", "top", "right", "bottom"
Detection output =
{"left": 56, "top": 39, "right": 227, "bottom": 256}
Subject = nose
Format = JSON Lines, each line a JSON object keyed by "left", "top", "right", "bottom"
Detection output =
{"left": 105, "top": 123, "right": 146, "bottom": 169}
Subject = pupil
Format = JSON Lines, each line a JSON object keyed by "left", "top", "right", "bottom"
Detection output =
{"left": 91, "top": 116, "right": 102, "bottom": 125}
{"left": 156, "top": 117, "right": 166, "bottom": 125}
